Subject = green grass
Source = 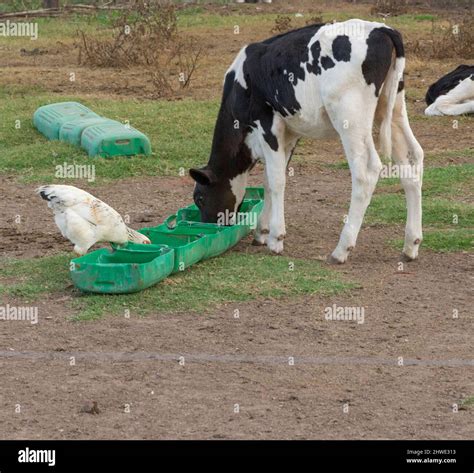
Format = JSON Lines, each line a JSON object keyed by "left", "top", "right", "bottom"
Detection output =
{"left": 368, "top": 160, "right": 474, "bottom": 252}
{"left": 0, "top": 1, "right": 42, "bottom": 13}
{"left": 0, "top": 254, "right": 69, "bottom": 300}
{"left": 425, "top": 148, "right": 474, "bottom": 163}
{"left": 391, "top": 229, "right": 473, "bottom": 253}
{"left": 178, "top": 11, "right": 278, "bottom": 29}
{"left": 0, "top": 87, "right": 219, "bottom": 184}
{"left": 176, "top": 10, "right": 438, "bottom": 31}
{"left": 0, "top": 14, "right": 115, "bottom": 47}
{"left": 460, "top": 396, "right": 474, "bottom": 410}
{"left": 300, "top": 148, "right": 474, "bottom": 253}
{"left": 0, "top": 6, "right": 438, "bottom": 49}
{"left": 378, "top": 163, "right": 474, "bottom": 197}
{"left": 0, "top": 252, "right": 353, "bottom": 320}
{"left": 326, "top": 161, "right": 349, "bottom": 170}
{"left": 383, "top": 13, "right": 440, "bottom": 33}
{"left": 368, "top": 195, "right": 473, "bottom": 228}
{"left": 0, "top": 11, "right": 273, "bottom": 47}
{"left": 412, "top": 14, "right": 437, "bottom": 21}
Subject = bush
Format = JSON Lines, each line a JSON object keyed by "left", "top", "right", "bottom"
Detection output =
{"left": 77, "top": 0, "right": 202, "bottom": 97}
{"left": 407, "top": 16, "right": 474, "bottom": 59}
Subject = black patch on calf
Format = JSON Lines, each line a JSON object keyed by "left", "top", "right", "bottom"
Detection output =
{"left": 192, "top": 23, "right": 329, "bottom": 223}
{"left": 228, "top": 64, "right": 279, "bottom": 152}
{"left": 242, "top": 24, "right": 328, "bottom": 144}
{"left": 244, "top": 23, "right": 325, "bottom": 119}
{"left": 362, "top": 27, "right": 402, "bottom": 97}
{"left": 425, "top": 64, "right": 474, "bottom": 105}
{"left": 238, "top": 24, "right": 325, "bottom": 150}
{"left": 286, "top": 139, "right": 300, "bottom": 168}
{"left": 207, "top": 72, "right": 254, "bottom": 178}
{"left": 259, "top": 110, "right": 279, "bottom": 152}
{"left": 398, "top": 80, "right": 404, "bottom": 93}
{"left": 307, "top": 40, "right": 322, "bottom": 75}
{"left": 192, "top": 177, "right": 237, "bottom": 224}
{"left": 321, "top": 56, "right": 335, "bottom": 70}
{"left": 222, "top": 70, "right": 236, "bottom": 101}
{"left": 378, "top": 27, "right": 404, "bottom": 58}
{"left": 332, "top": 35, "right": 351, "bottom": 62}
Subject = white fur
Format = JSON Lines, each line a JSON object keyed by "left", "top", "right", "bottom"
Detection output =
{"left": 226, "top": 46, "right": 248, "bottom": 90}
{"left": 236, "top": 20, "right": 423, "bottom": 262}
{"left": 425, "top": 76, "right": 474, "bottom": 116}
{"left": 230, "top": 172, "right": 248, "bottom": 213}
{"left": 379, "top": 56, "right": 405, "bottom": 158}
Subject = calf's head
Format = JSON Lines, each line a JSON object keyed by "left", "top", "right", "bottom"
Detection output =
{"left": 189, "top": 167, "right": 246, "bottom": 223}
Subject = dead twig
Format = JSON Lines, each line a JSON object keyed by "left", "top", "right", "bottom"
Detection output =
{"left": 76, "top": 0, "right": 203, "bottom": 98}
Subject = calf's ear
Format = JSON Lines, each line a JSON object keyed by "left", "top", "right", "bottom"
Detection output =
{"left": 189, "top": 167, "right": 217, "bottom": 186}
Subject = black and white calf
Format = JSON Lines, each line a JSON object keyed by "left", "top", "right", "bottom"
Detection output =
{"left": 425, "top": 65, "right": 474, "bottom": 116}
{"left": 190, "top": 20, "right": 424, "bottom": 263}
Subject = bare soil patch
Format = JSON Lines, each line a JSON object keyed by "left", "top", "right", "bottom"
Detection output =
{"left": 0, "top": 0, "right": 472, "bottom": 440}
{"left": 1, "top": 162, "right": 473, "bottom": 439}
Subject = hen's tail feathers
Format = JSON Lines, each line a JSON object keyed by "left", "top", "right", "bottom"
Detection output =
{"left": 36, "top": 185, "right": 52, "bottom": 201}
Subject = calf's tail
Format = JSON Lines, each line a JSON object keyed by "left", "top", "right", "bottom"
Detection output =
{"left": 378, "top": 28, "right": 405, "bottom": 160}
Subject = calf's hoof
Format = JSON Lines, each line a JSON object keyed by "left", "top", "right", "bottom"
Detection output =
{"left": 267, "top": 235, "right": 284, "bottom": 254}
{"left": 326, "top": 254, "right": 346, "bottom": 265}
{"left": 402, "top": 239, "right": 421, "bottom": 262}
{"left": 400, "top": 252, "right": 418, "bottom": 262}
{"left": 252, "top": 229, "right": 269, "bottom": 246}
{"left": 327, "top": 246, "right": 353, "bottom": 264}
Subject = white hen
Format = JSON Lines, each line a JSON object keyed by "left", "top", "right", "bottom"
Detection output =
{"left": 37, "top": 185, "right": 151, "bottom": 255}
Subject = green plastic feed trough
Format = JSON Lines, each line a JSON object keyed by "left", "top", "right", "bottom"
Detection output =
{"left": 33, "top": 101, "right": 152, "bottom": 158}
{"left": 162, "top": 213, "right": 244, "bottom": 259}
{"left": 81, "top": 122, "right": 152, "bottom": 157}
{"left": 141, "top": 222, "right": 233, "bottom": 265}
{"left": 59, "top": 117, "right": 119, "bottom": 146}
{"left": 69, "top": 187, "right": 265, "bottom": 294}
{"left": 243, "top": 187, "right": 265, "bottom": 201}
{"left": 168, "top": 187, "right": 265, "bottom": 253}
{"left": 70, "top": 244, "right": 174, "bottom": 294}
{"left": 173, "top": 187, "right": 264, "bottom": 226}
{"left": 33, "top": 102, "right": 100, "bottom": 140}
{"left": 138, "top": 226, "right": 210, "bottom": 273}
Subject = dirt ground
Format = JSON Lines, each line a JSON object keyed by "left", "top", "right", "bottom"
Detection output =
{"left": 0, "top": 0, "right": 469, "bottom": 101}
{"left": 1, "top": 162, "right": 473, "bottom": 439}
{"left": 0, "top": 1, "right": 473, "bottom": 440}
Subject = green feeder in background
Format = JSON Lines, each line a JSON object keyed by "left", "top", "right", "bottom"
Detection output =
{"left": 33, "top": 102, "right": 100, "bottom": 140}
{"left": 33, "top": 101, "right": 152, "bottom": 157}
{"left": 81, "top": 121, "right": 152, "bottom": 158}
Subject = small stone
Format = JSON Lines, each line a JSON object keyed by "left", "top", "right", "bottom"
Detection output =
{"left": 80, "top": 401, "right": 100, "bottom": 415}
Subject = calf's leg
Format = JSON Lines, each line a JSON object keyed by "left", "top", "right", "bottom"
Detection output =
{"left": 329, "top": 135, "right": 382, "bottom": 263}
{"left": 253, "top": 172, "right": 272, "bottom": 245}
{"left": 324, "top": 91, "right": 381, "bottom": 263}
{"left": 263, "top": 148, "right": 287, "bottom": 254}
{"left": 392, "top": 90, "right": 424, "bottom": 260}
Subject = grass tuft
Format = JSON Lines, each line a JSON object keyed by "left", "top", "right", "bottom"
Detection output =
{"left": 0, "top": 91, "right": 218, "bottom": 183}
{"left": 391, "top": 229, "right": 473, "bottom": 253}
{"left": 0, "top": 252, "right": 353, "bottom": 320}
